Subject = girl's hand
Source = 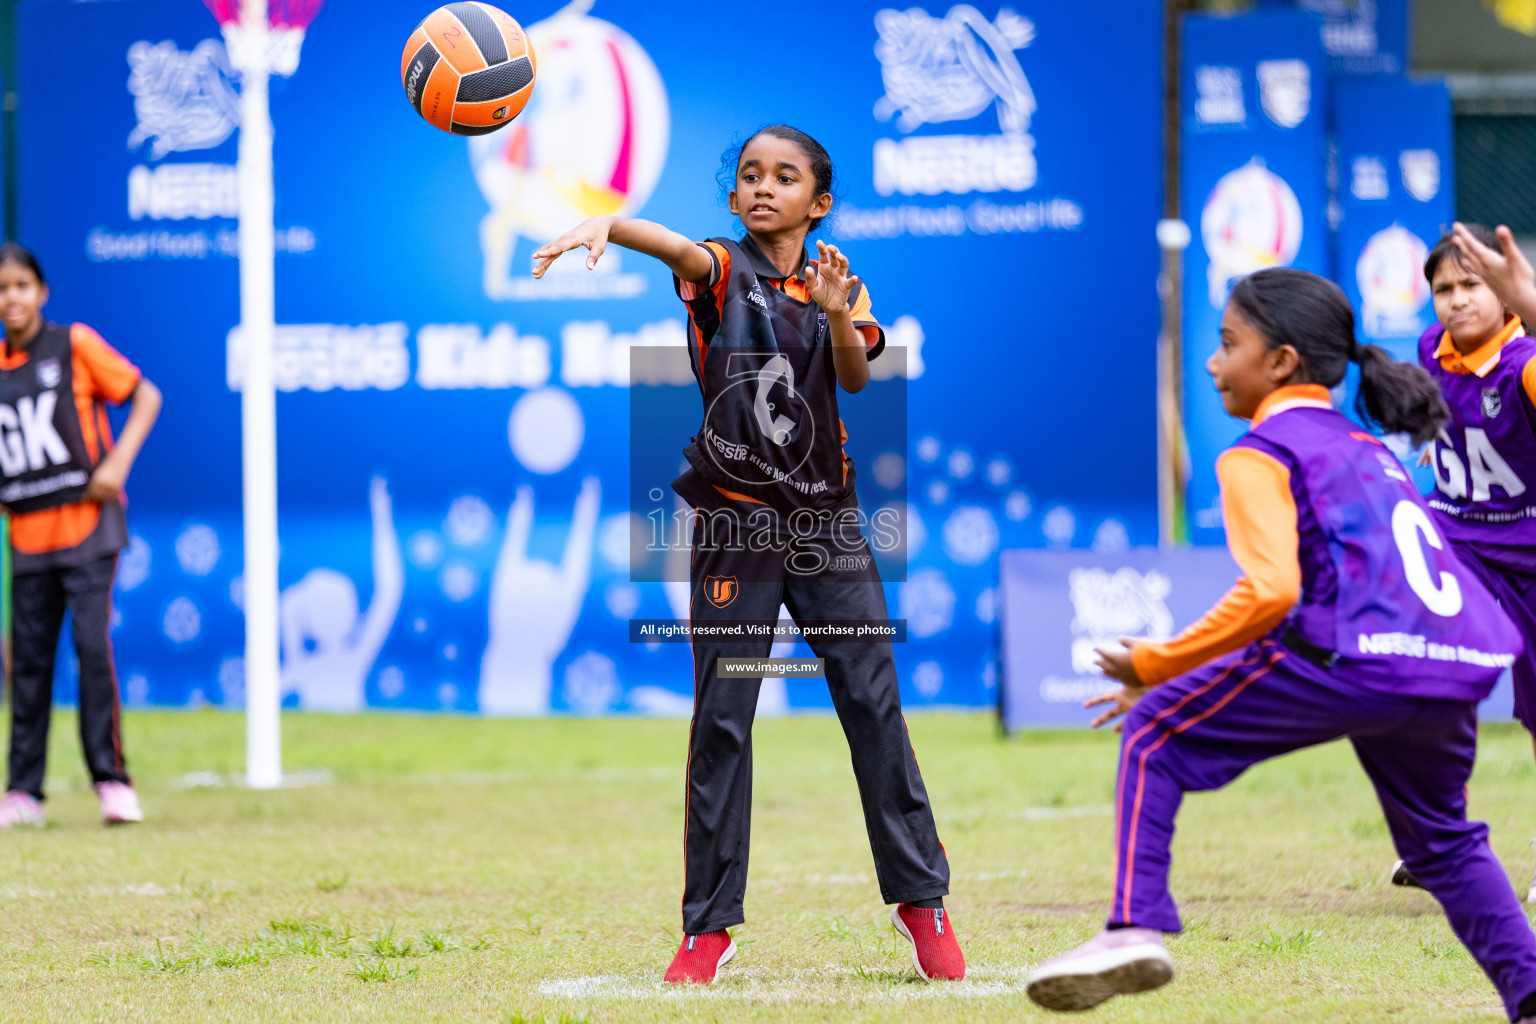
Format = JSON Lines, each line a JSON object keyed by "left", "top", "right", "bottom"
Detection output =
{"left": 86, "top": 454, "right": 127, "bottom": 504}
{"left": 1085, "top": 683, "right": 1147, "bottom": 731}
{"left": 1084, "top": 636, "right": 1148, "bottom": 731}
{"left": 532, "top": 216, "right": 615, "bottom": 278}
{"left": 1452, "top": 222, "right": 1536, "bottom": 307}
{"left": 804, "top": 240, "right": 857, "bottom": 314}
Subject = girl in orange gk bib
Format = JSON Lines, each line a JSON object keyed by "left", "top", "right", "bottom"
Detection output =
{"left": 0, "top": 244, "right": 162, "bottom": 830}
{"left": 534, "top": 126, "right": 964, "bottom": 985}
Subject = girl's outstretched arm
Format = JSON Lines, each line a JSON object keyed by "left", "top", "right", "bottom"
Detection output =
{"left": 532, "top": 216, "right": 714, "bottom": 283}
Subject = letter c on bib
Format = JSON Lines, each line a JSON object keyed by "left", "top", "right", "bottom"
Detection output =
{"left": 1390, "top": 500, "right": 1464, "bottom": 618}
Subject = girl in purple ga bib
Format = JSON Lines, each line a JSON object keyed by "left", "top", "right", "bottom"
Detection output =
{"left": 1418, "top": 225, "right": 1536, "bottom": 902}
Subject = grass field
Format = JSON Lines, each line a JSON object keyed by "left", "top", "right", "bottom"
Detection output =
{"left": 2, "top": 710, "right": 1534, "bottom": 1023}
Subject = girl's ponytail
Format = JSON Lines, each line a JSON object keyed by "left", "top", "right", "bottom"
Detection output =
{"left": 1353, "top": 342, "right": 1449, "bottom": 446}
{"left": 1230, "top": 269, "right": 1450, "bottom": 446}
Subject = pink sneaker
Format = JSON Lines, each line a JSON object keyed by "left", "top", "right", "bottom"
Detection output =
{"left": 96, "top": 782, "right": 143, "bottom": 825}
{"left": 891, "top": 904, "right": 966, "bottom": 980}
{"left": 663, "top": 930, "right": 735, "bottom": 984}
{"left": 1026, "top": 927, "right": 1173, "bottom": 1012}
{"left": 0, "top": 791, "right": 43, "bottom": 829}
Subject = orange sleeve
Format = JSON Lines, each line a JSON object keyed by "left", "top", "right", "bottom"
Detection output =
{"left": 1523, "top": 353, "right": 1536, "bottom": 408}
{"left": 1130, "top": 447, "right": 1302, "bottom": 685}
{"left": 676, "top": 241, "right": 730, "bottom": 311}
{"left": 848, "top": 282, "right": 883, "bottom": 354}
{"left": 70, "top": 323, "right": 140, "bottom": 404}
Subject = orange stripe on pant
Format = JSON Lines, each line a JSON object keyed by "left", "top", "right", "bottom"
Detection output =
{"left": 1115, "top": 646, "right": 1283, "bottom": 924}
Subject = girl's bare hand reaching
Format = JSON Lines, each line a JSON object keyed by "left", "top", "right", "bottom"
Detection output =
{"left": 804, "top": 240, "right": 857, "bottom": 314}
{"left": 532, "top": 216, "right": 615, "bottom": 278}
{"left": 1084, "top": 636, "right": 1148, "bottom": 732}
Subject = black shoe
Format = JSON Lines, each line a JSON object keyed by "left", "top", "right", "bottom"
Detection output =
{"left": 1389, "top": 859, "right": 1425, "bottom": 889}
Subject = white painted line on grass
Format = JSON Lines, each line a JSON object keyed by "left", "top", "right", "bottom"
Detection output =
{"left": 537, "top": 966, "right": 1033, "bottom": 1002}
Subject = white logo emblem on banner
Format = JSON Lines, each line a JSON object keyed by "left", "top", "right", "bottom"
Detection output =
{"left": 1356, "top": 224, "right": 1430, "bottom": 339}
{"left": 469, "top": 3, "right": 670, "bottom": 302}
{"left": 1256, "top": 59, "right": 1310, "bottom": 129}
{"left": 1399, "top": 149, "right": 1441, "bottom": 202}
{"left": 872, "top": 5, "right": 1036, "bottom": 133}
{"left": 126, "top": 40, "right": 240, "bottom": 160}
{"left": 1201, "top": 159, "right": 1305, "bottom": 307}
{"left": 1067, "top": 567, "right": 1174, "bottom": 674}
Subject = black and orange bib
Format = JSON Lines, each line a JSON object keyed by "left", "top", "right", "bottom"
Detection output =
{"left": 0, "top": 324, "right": 97, "bottom": 513}
{"left": 675, "top": 237, "right": 864, "bottom": 514}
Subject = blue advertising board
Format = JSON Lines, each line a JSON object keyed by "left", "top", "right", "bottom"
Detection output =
{"left": 16, "top": 0, "right": 1162, "bottom": 716}
{"left": 999, "top": 546, "right": 1517, "bottom": 730}
{"left": 1180, "top": 10, "right": 1330, "bottom": 546}
{"left": 999, "top": 546, "right": 1239, "bottom": 731}
{"left": 1334, "top": 76, "right": 1454, "bottom": 365}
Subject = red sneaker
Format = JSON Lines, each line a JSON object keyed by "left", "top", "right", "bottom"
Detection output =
{"left": 892, "top": 904, "right": 965, "bottom": 981}
{"left": 663, "top": 929, "right": 736, "bottom": 984}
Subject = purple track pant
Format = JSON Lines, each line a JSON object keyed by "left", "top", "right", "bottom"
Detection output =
{"left": 1454, "top": 542, "right": 1536, "bottom": 735}
{"left": 1109, "top": 637, "right": 1536, "bottom": 1021}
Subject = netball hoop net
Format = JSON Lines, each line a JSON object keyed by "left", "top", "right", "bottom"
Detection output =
{"left": 201, "top": 0, "right": 325, "bottom": 790}
{"left": 202, "top": 0, "right": 322, "bottom": 76}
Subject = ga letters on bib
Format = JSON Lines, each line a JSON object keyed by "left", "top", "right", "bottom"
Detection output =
{"left": 1419, "top": 320, "right": 1536, "bottom": 545}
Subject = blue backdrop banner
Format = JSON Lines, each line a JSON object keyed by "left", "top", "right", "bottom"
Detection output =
{"left": 1180, "top": 9, "right": 1330, "bottom": 546}
{"left": 16, "top": 0, "right": 1162, "bottom": 716}
{"left": 1333, "top": 76, "right": 1454, "bottom": 365}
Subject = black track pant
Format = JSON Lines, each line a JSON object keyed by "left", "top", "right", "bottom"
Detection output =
{"left": 7, "top": 554, "right": 128, "bottom": 799}
{"left": 682, "top": 519, "right": 949, "bottom": 933}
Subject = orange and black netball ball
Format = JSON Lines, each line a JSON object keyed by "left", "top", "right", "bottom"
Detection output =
{"left": 400, "top": 2, "right": 536, "bottom": 136}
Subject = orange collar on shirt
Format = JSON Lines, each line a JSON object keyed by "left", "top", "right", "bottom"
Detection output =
{"left": 1434, "top": 315, "right": 1524, "bottom": 377}
{"left": 1251, "top": 384, "right": 1332, "bottom": 427}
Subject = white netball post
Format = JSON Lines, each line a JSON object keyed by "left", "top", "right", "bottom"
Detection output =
{"left": 203, "top": 0, "right": 324, "bottom": 789}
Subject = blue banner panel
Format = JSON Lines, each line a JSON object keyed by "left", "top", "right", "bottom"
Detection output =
{"left": 15, "top": 0, "right": 1162, "bottom": 714}
{"left": 1180, "top": 10, "right": 1329, "bottom": 546}
{"left": 1334, "top": 76, "right": 1454, "bottom": 364}
{"left": 999, "top": 547, "right": 1238, "bottom": 730}
{"left": 1298, "top": 0, "right": 1410, "bottom": 76}
{"left": 999, "top": 545, "right": 1517, "bottom": 730}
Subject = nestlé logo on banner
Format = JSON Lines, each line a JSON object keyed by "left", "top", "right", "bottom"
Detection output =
{"left": 93, "top": 37, "right": 315, "bottom": 262}
{"left": 836, "top": 4, "right": 1084, "bottom": 242}
{"left": 125, "top": 39, "right": 239, "bottom": 225}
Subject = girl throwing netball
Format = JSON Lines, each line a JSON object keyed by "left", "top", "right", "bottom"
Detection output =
{"left": 533, "top": 126, "right": 964, "bottom": 984}
{"left": 1025, "top": 268, "right": 1536, "bottom": 1022}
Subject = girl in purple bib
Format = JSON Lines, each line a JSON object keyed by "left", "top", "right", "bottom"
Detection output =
{"left": 1025, "top": 268, "right": 1536, "bottom": 1022}
{"left": 1415, "top": 224, "right": 1536, "bottom": 898}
